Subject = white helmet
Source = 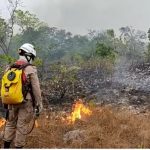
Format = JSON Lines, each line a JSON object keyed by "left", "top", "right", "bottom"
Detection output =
{"left": 19, "top": 43, "right": 36, "bottom": 57}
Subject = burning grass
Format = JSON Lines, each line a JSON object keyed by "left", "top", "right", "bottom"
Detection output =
{"left": 62, "top": 99, "right": 92, "bottom": 124}
{"left": 0, "top": 118, "right": 5, "bottom": 128}
{"left": 1, "top": 105, "right": 150, "bottom": 148}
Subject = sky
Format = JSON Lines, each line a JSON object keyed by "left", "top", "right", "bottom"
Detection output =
{"left": 0, "top": 0, "right": 150, "bottom": 35}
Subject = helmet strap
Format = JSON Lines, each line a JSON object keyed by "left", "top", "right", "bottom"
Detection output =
{"left": 25, "top": 55, "right": 32, "bottom": 63}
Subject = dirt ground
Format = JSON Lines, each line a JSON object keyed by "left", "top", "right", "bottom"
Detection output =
{"left": 1, "top": 105, "right": 150, "bottom": 148}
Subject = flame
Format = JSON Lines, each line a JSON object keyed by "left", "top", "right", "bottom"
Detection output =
{"left": 66, "top": 99, "right": 92, "bottom": 124}
{"left": 0, "top": 118, "right": 6, "bottom": 127}
{"left": 0, "top": 118, "right": 39, "bottom": 128}
{"left": 35, "top": 120, "right": 39, "bottom": 128}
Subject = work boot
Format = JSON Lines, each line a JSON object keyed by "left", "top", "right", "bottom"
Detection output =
{"left": 3, "top": 141, "right": 11, "bottom": 148}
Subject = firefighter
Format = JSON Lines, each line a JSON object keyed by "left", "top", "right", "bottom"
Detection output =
{"left": 2, "top": 43, "right": 43, "bottom": 148}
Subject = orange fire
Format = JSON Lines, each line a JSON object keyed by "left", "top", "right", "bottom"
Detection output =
{"left": 0, "top": 118, "right": 39, "bottom": 129}
{"left": 35, "top": 120, "right": 39, "bottom": 128}
{"left": 0, "top": 118, "right": 6, "bottom": 128}
{"left": 66, "top": 99, "right": 92, "bottom": 124}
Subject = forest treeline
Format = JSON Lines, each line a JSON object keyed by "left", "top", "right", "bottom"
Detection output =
{"left": 0, "top": 3, "right": 150, "bottom": 67}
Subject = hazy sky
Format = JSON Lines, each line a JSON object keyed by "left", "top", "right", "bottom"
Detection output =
{"left": 0, "top": 0, "right": 150, "bottom": 35}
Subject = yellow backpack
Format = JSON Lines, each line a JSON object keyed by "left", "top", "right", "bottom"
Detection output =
{"left": 1, "top": 63, "right": 31, "bottom": 104}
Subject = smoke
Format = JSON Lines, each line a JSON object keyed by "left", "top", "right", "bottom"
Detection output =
{"left": 19, "top": 0, "right": 150, "bottom": 35}
{"left": 113, "top": 56, "right": 150, "bottom": 91}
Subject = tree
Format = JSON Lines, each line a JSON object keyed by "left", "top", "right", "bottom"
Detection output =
{"left": 107, "top": 29, "right": 115, "bottom": 38}
{"left": 145, "top": 28, "right": 150, "bottom": 62}
{"left": 119, "top": 26, "right": 146, "bottom": 60}
{"left": 95, "top": 43, "right": 115, "bottom": 59}
{"left": 0, "top": 0, "right": 21, "bottom": 55}
{"left": 0, "top": 18, "right": 7, "bottom": 54}
{"left": 14, "top": 10, "right": 45, "bottom": 33}
{"left": 87, "top": 29, "right": 117, "bottom": 59}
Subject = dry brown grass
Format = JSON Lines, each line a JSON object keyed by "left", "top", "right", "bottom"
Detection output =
{"left": 1, "top": 105, "right": 150, "bottom": 148}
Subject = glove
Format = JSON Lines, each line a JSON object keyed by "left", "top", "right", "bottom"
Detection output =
{"left": 34, "top": 103, "right": 43, "bottom": 118}
{"left": 34, "top": 106, "right": 40, "bottom": 118}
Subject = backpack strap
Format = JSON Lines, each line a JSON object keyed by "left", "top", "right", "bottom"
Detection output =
{"left": 10, "top": 63, "right": 33, "bottom": 70}
{"left": 19, "top": 63, "right": 34, "bottom": 100}
{"left": 19, "top": 63, "right": 33, "bottom": 70}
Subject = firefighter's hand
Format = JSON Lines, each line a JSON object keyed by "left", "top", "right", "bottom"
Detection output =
{"left": 34, "top": 104, "right": 43, "bottom": 118}
{"left": 34, "top": 106, "right": 40, "bottom": 118}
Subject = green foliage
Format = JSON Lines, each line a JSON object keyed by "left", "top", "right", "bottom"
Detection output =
{"left": 106, "top": 29, "right": 115, "bottom": 38}
{"left": 85, "top": 57, "right": 115, "bottom": 75}
{"left": 148, "top": 28, "right": 150, "bottom": 40}
{"left": 2, "top": 9, "right": 147, "bottom": 70}
{"left": 71, "top": 53, "right": 84, "bottom": 65}
{"left": 56, "top": 65, "right": 80, "bottom": 83}
{"left": 95, "top": 43, "right": 116, "bottom": 59}
{"left": 0, "top": 18, "right": 7, "bottom": 39}
{"left": 46, "top": 64, "right": 80, "bottom": 102}
{"left": 119, "top": 26, "right": 146, "bottom": 61}
{"left": 144, "top": 43, "right": 150, "bottom": 62}
{"left": 0, "top": 17, "right": 8, "bottom": 54}
{"left": 145, "top": 28, "right": 150, "bottom": 62}
{"left": 0, "top": 54, "right": 16, "bottom": 64}
{"left": 15, "top": 10, "right": 46, "bottom": 32}
{"left": 0, "top": 54, "right": 16, "bottom": 75}
{"left": 33, "top": 57, "right": 43, "bottom": 67}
